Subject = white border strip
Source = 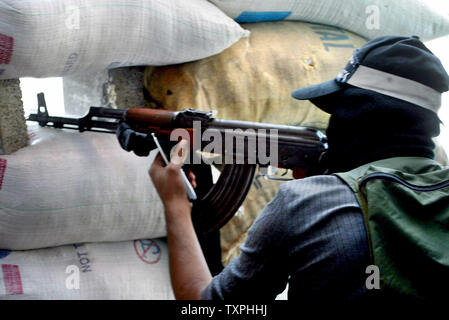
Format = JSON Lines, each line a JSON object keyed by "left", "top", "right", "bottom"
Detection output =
{"left": 347, "top": 65, "right": 441, "bottom": 113}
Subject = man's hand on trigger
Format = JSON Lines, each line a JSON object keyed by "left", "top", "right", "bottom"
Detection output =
{"left": 149, "top": 139, "right": 196, "bottom": 208}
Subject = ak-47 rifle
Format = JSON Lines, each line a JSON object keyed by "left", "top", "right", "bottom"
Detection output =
{"left": 28, "top": 93, "right": 328, "bottom": 236}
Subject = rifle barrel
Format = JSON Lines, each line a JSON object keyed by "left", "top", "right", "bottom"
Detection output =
{"left": 27, "top": 107, "right": 126, "bottom": 133}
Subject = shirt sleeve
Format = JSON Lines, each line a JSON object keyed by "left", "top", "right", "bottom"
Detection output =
{"left": 201, "top": 184, "right": 291, "bottom": 300}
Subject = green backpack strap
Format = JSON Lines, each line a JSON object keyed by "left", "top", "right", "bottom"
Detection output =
{"left": 334, "top": 157, "right": 449, "bottom": 299}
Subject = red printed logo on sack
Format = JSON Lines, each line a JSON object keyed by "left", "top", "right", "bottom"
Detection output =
{"left": 134, "top": 240, "right": 161, "bottom": 264}
{"left": 0, "top": 159, "right": 6, "bottom": 191}
{"left": 0, "top": 34, "right": 14, "bottom": 64}
{"left": 2, "top": 264, "right": 23, "bottom": 295}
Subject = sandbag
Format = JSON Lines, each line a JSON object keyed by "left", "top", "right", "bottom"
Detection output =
{"left": 0, "top": 123, "right": 165, "bottom": 250}
{"left": 144, "top": 21, "right": 366, "bottom": 263}
{"left": 0, "top": 239, "right": 174, "bottom": 299}
{"left": 145, "top": 21, "right": 365, "bottom": 127}
{"left": 208, "top": 0, "right": 449, "bottom": 41}
{"left": 0, "top": 0, "right": 249, "bottom": 79}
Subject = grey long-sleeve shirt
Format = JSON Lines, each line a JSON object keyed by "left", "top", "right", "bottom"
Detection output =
{"left": 201, "top": 175, "right": 371, "bottom": 301}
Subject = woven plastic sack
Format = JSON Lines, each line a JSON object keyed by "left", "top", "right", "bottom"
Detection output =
{"left": 208, "top": 0, "right": 449, "bottom": 41}
{"left": 0, "top": 239, "right": 174, "bottom": 299}
{"left": 0, "top": 123, "right": 165, "bottom": 250}
{"left": 0, "top": 0, "right": 249, "bottom": 79}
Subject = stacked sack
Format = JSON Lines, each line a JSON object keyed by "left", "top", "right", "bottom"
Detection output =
{"left": 0, "top": 0, "right": 248, "bottom": 79}
{"left": 0, "top": 240, "right": 173, "bottom": 299}
{"left": 2, "top": 0, "right": 447, "bottom": 80}
{"left": 0, "top": 123, "right": 174, "bottom": 299}
{"left": 0, "top": 123, "right": 166, "bottom": 250}
{"left": 208, "top": 0, "right": 449, "bottom": 41}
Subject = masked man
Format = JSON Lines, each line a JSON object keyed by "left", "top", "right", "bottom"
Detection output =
{"left": 149, "top": 36, "right": 449, "bottom": 301}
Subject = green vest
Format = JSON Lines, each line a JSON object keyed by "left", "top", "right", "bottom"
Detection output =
{"left": 334, "top": 157, "right": 449, "bottom": 300}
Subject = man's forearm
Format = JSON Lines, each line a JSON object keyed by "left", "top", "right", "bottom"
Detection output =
{"left": 164, "top": 200, "right": 212, "bottom": 300}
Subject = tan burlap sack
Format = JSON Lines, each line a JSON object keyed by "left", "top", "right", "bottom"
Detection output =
{"left": 144, "top": 21, "right": 366, "bottom": 264}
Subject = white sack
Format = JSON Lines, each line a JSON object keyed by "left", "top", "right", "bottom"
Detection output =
{"left": 0, "top": 239, "right": 174, "bottom": 299}
{"left": 0, "top": 0, "right": 249, "bottom": 79}
{"left": 208, "top": 0, "right": 449, "bottom": 41}
{"left": 0, "top": 123, "right": 165, "bottom": 250}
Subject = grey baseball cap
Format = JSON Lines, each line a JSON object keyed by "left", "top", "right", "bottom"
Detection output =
{"left": 292, "top": 36, "right": 449, "bottom": 115}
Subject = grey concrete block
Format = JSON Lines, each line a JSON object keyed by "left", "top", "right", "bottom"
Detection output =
{"left": 62, "top": 67, "right": 147, "bottom": 117}
{"left": 106, "top": 67, "right": 146, "bottom": 108}
{"left": 63, "top": 70, "right": 109, "bottom": 116}
{"left": 0, "top": 79, "right": 29, "bottom": 154}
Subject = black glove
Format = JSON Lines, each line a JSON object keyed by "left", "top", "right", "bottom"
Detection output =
{"left": 116, "top": 122, "right": 154, "bottom": 157}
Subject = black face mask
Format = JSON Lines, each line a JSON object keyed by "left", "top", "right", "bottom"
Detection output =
{"left": 311, "top": 87, "right": 441, "bottom": 173}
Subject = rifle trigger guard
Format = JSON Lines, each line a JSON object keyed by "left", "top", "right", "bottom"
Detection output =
{"left": 261, "top": 166, "right": 293, "bottom": 182}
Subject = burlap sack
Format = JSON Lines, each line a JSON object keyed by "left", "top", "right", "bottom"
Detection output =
{"left": 144, "top": 21, "right": 366, "bottom": 264}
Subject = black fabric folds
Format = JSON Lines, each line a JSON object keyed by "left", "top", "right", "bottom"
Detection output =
{"left": 311, "top": 87, "right": 441, "bottom": 173}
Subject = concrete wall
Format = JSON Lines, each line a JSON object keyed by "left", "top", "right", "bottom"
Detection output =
{"left": 63, "top": 66, "right": 146, "bottom": 116}
{"left": 1, "top": 67, "right": 147, "bottom": 154}
{"left": 0, "top": 79, "right": 29, "bottom": 154}
{"left": 63, "top": 70, "right": 109, "bottom": 116}
{"left": 107, "top": 67, "right": 146, "bottom": 109}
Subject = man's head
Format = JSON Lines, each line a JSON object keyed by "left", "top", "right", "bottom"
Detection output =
{"left": 291, "top": 36, "right": 449, "bottom": 172}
